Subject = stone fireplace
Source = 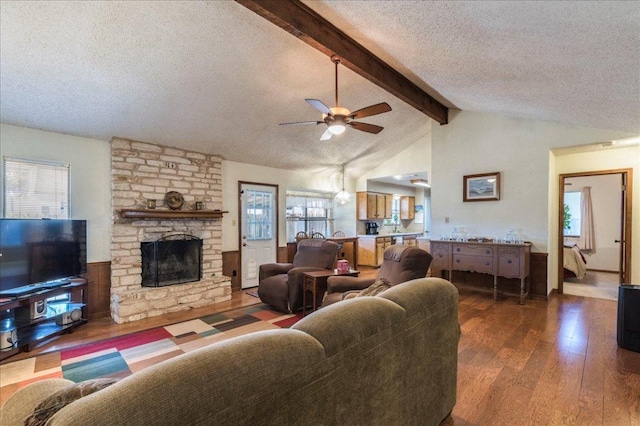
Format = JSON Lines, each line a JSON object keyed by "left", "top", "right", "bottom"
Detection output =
{"left": 110, "top": 138, "right": 231, "bottom": 323}
{"left": 141, "top": 235, "right": 203, "bottom": 287}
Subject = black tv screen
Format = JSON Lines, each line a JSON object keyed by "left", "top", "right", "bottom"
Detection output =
{"left": 0, "top": 219, "right": 87, "bottom": 296}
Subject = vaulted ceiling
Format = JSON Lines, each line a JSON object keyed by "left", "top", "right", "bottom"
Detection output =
{"left": 1, "top": 1, "right": 638, "bottom": 179}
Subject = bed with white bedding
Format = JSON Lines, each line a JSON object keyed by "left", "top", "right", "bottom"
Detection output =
{"left": 563, "top": 244, "right": 587, "bottom": 279}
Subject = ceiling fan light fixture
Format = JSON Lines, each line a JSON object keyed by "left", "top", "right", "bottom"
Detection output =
{"left": 410, "top": 179, "right": 431, "bottom": 188}
{"left": 328, "top": 123, "right": 346, "bottom": 135}
{"left": 611, "top": 136, "right": 640, "bottom": 146}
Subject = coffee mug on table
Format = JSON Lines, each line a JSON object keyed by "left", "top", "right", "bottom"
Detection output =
{"left": 337, "top": 260, "right": 350, "bottom": 274}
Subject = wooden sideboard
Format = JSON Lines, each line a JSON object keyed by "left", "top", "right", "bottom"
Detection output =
{"left": 430, "top": 240, "right": 531, "bottom": 304}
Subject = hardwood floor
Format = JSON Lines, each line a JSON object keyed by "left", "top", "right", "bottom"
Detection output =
{"left": 446, "top": 289, "right": 640, "bottom": 426}
{"left": 2, "top": 282, "right": 638, "bottom": 425}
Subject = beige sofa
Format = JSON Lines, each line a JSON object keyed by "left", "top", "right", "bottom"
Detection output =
{"left": 1, "top": 277, "right": 460, "bottom": 426}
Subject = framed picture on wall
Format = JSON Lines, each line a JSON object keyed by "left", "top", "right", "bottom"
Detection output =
{"left": 463, "top": 172, "right": 500, "bottom": 202}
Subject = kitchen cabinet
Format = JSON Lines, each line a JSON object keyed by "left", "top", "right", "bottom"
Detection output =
{"left": 399, "top": 196, "right": 415, "bottom": 220}
{"left": 402, "top": 234, "right": 417, "bottom": 247}
{"left": 383, "top": 194, "right": 393, "bottom": 219}
{"left": 358, "top": 236, "right": 392, "bottom": 266}
{"left": 357, "top": 192, "right": 392, "bottom": 220}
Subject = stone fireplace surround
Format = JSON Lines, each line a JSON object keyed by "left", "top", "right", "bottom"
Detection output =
{"left": 110, "top": 138, "right": 231, "bottom": 323}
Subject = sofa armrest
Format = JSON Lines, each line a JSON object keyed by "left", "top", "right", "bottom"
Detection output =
{"left": 259, "top": 263, "right": 293, "bottom": 281}
{"left": 326, "top": 277, "right": 377, "bottom": 294}
{"left": 0, "top": 378, "right": 74, "bottom": 426}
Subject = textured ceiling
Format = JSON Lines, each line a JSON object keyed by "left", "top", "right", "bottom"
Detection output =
{"left": 1, "top": 1, "right": 638, "bottom": 180}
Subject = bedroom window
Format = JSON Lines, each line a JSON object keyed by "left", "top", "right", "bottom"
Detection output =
{"left": 3, "top": 157, "right": 70, "bottom": 219}
{"left": 563, "top": 191, "right": 581, "bottom": 237}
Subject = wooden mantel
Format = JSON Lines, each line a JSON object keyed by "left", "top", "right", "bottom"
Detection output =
{"left": 119, "top": 209, "right": 228, "bottom": 219}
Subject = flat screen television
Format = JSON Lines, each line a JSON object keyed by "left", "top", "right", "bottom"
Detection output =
{"left": 0, "top": 219, "right": 87, "bottom": 297}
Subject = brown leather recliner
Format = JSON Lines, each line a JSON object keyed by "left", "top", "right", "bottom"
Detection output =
{"left": 322, "top": 244, "right": 433, "bottom": 307}
{"left": 258, "top": 239, "right": 339, "bottom": 312}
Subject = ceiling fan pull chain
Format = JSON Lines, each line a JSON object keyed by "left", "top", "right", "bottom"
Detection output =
{"left": 334, "top": 57, "right": 339, "bottom": 107}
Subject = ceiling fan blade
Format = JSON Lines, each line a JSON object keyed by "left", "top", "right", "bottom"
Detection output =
{"left": 348, "top": 121, "right": 384, "bottom": 134}
{"left": 306, "top": 99, "right": 332, "bottom": 115}
{"left": 349, "top": 102, "right": 392, "bottom": 119}
{"left": 279, "top": 120, "right": 323, "bottom": 126}
{"left": 320, "top": 128, "right": 333, "bottom": 141}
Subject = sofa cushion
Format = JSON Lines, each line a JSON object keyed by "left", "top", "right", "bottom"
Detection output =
{"left": 25, "top": 378, "right": 119, "bottom": 426}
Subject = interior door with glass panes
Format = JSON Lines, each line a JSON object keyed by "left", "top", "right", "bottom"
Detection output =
{"left": 240, "top": 183, "right": 277, "bottom": 289}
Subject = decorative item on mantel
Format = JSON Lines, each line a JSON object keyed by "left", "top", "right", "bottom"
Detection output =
{"left": 164, "top": 191, "right": 184, "bottom": 210}
{"left": 147, "top": 199, "right": 156, "bottom": 209}
{"left": 195, "top": 201, "right": 204, "bottom": 211}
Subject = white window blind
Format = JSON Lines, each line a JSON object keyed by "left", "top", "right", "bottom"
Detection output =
{"left": 3, "top": 157, "right": 70, "bottom": 219}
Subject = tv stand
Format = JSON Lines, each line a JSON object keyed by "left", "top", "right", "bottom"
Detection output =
{"left": 0, "top": 279, "right": 71, "bottom": 297}
{"left": 0, "top": 282, "right": 88, "bottom": 361}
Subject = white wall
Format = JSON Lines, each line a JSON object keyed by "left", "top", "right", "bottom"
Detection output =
{"left": 356, "top": 129, "right": 432, "bottom": 191}
{"left": 554, "top": 146, "right": 640, "bottom": 287}
{"left": 430, "top": 110, "right": 636, "bottom": 294}
{"left": 5, "top": 116, "right": 636, "bottom": 293}
{"left": 221, "top": 160, "right": 355, "bottom": 251}
{"left": 564, "top": 174, "right": 621, "bottom": 271}
{"left": 0, "top": 124, "right": 112, "bottom": 262}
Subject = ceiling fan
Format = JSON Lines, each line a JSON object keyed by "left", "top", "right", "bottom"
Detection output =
{"left": 280, "top": 55, "right": 392, "bottom": 141}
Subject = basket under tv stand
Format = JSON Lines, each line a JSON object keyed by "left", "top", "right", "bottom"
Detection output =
{"left": 0, "top": 281, "right": 88, "bottom": 361}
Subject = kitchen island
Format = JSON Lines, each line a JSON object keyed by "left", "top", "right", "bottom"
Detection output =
{"left": 287, "top": 236, "right": 358, "bottom": 268}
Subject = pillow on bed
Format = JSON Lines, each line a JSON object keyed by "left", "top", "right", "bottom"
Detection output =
{"left": 25, "top": 378, "right": 119, "bottom": 426}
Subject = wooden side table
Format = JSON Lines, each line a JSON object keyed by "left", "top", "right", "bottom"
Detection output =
{"left": 302, "top": 270, "right": 359, "bottom": 316}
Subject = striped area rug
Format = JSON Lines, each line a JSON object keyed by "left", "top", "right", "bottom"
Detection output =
{"left": 0, "top": 304, "right": 302, "bottom": 406}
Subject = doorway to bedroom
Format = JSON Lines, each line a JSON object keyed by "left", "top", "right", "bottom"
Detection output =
{"left": 558, "top": 169, "right": 632, "bottom": 301}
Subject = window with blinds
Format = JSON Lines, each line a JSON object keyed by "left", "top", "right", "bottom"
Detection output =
{"left": 3, "top": 157, "right": 70, "bottom": 219}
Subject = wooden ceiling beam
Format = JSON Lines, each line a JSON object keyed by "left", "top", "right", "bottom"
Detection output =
{"left": 235, "top": 0, "right": 449, "bottom": 124}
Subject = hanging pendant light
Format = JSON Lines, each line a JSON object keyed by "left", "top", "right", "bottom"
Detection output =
{"left": 335, "top": 164, "right": 350, "bottom": 205}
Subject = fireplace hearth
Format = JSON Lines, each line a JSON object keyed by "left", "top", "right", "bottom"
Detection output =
{"left": 141, "top": 235, "right": 202, "bottom": 287}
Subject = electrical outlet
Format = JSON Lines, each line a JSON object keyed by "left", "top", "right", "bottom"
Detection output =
{"left": 445, "top": 216, "right": 450, "bottom": 223}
